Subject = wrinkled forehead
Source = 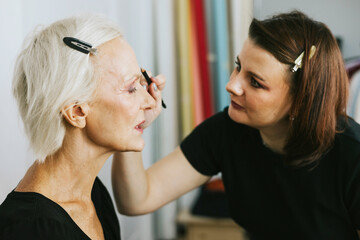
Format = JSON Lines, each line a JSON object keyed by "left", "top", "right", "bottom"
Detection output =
{"left": 95, "top": 37, "right": 140, "bottom": 85}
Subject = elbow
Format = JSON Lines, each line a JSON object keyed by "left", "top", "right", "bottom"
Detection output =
{"left": 117, "top": 209, "right": 136, "bottom": 216}
{"left": 115, "top": 203, "right": 154, "bottom": 216}
{"left": 117, "top": 206, "right": 139, "bottom": 216}
{"left": 115, "top": 202, "right": 135, "bottom": 216}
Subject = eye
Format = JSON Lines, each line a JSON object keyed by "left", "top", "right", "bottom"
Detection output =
{"left": 126, "top": 77, "right": 144, "bottom": 94}
{"left": 128, "top": 86, "right": 138, "bottom": 93}
{"left": 235, "top": 59, "right": 241, "bottom": 72}
{"left": 250, "top": 77, "right": 263, "bottom": 89}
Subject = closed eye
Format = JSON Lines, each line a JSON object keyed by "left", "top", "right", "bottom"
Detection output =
{"left": 128, "top": 79, "right": 149, "bottom": 94}
{"left": 126, "top": 78, "right": 141, "bottom": 94}
{"left": 128, "top": 86, "right": 138, "bottom": 93}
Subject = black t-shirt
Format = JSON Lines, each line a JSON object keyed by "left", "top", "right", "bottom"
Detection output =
{"left": 181, "top": 107, "right": 360, "bottom": 240}
{"left": 0, "top": 177, "right": 120, "bottom": 240}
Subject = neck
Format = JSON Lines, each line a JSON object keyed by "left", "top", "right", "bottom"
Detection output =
{"left": 17, "top": 127, "right": 113, "bottom": 202}
{"left": 259, "top": 119, "right": 290, "bottom": 154}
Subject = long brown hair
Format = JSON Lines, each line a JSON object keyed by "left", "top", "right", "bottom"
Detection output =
{"left": 249, "top": 11, "right": 349, "bottom": 167}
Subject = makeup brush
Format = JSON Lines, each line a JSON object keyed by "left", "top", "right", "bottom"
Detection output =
{"left": 141, "top": 68, "right": 167, "bottom": 109}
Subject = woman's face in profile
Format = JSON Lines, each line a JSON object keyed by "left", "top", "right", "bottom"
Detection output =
{"left": 85, "top": 37, "right": 155, "bottom": 152}
{"left": 226, "top": 38, "right": 293, "bottom": 130}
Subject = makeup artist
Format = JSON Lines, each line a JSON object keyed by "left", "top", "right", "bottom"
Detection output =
{"left": 0, "top": 14, "right": 164, "bottom": 239}
{"left": 112, "top": 11, "right": 360, "bottom": 239}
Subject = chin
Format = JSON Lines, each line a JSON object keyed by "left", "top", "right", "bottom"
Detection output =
{"left": 228, "top": 107, "right": 248, "bottom": 124}
{"left": 113, "top": 138, "right": 145, "bottom": 152}
{"left": 129, "top": 140, "right": 145, "bottom": 152}
{"left": 131, "top": 145, "right": 144, "bottom": 152}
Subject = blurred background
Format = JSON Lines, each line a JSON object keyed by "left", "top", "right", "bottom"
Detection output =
{"left": 0, "top": 0, "right": 359, "bottom": 239}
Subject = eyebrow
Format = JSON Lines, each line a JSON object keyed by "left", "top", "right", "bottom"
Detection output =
{"left": 237, "top": 56, "right": 266, "bottom": 82}
{"left": 124, "top": 73, "right": 142, "bottom": 84}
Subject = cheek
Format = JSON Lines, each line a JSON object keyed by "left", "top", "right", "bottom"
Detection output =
{"left": 247, "top": 90, "right": 290, "bottom": 118}
{"left": 117, "top": 97, "right": 140, "bottom": 118}
{"left": 88, "top": 95, "right": 132, "bottom": 131}
{"left": 246, "top": 92, "right": 268, "bottom": 112}
{"left": 268, "top": 96, "right": 292, "bottom": 120}
{"left": 85, "top": 98, "right": 139, "bottom": 146}
{"left": 111, "top": 96, "right": 147, "bottom": 136}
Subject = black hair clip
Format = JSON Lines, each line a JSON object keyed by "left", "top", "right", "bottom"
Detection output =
{"left": 63, "top": 37, "right": 97, "bottom": 55}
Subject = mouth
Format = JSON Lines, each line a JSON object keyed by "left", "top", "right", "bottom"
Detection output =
{"left": 231, "top": 100, "right": 246, "bottom": 111}
{"left": 135, "top": 121, "right": 145, "bottom": 133}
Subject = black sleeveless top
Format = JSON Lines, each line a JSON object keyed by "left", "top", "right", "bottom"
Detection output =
{"left": 0, "top": 177, "right": 120, "bottom": 240}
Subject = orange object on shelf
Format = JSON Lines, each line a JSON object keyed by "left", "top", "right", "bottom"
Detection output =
{"left": 204, "top": 178, "right": 225, "bottom": 192}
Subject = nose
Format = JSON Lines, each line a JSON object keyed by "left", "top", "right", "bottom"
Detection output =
{"left": 141, "top": 86, "right": 156, "bottom": 110}
{"left": 226, "top": 72, "right": 244, "bottom": 96}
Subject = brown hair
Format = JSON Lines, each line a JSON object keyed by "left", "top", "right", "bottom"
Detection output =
{"left": 249, "top": 11, "right": 349, "bottom": 167}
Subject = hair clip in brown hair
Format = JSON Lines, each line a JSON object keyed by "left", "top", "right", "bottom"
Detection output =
{"left": 63, "top": 37, "right": 97, "bottom": 55}
{"left": 291, "top": 45, "right": 316, "bottom": 72}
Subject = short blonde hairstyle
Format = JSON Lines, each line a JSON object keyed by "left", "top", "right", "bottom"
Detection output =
{"left": 13, "top": 14, "right": 122, "bottom": 161}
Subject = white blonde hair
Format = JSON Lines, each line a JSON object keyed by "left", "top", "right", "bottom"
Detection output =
{"left": 12, "top": 14, "right": 122, "bottom": 161}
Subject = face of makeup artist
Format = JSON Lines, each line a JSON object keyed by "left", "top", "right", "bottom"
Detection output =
{"left": 85, "top": 37, "right": 155, "bottom": 152}
{"left": 226, "top": 38, "right": 293, "bottom": 130}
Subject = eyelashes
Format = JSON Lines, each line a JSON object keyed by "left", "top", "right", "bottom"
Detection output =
{"left": 127, "top": 82, "right": 148, "bottom": 94}
{"left": 234, "top": 57, "right": 264, "bottom": 89}
{"left": 250, "top": 78, "right": 262, "bottom": 88}
{"left": 235, "top": 59, "right": 241, "bottom": 72}
{"left": 128, "top": 86, "right": 138, "bottom": 93}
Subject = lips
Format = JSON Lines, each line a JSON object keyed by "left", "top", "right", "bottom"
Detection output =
{"left": 135, "top": 121, "right": 145, "bottom": 133}
{"left": 231, "top": 100, "right": 246, "bottom": 111}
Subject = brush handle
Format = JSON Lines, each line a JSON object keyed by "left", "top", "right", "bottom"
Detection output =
{"left": 141, "top": 68, "right": 167, "bottom": 109}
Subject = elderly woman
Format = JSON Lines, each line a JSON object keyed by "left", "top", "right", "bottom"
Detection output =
{"left": 0, "top": 14, "right": 164, "bottom": 240}
{"left": 112, "top": 11, "right": 360, "bottom": 239}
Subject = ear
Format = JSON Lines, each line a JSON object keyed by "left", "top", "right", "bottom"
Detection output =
{"left": 61, "top": 102, "right": 89, "bottom": 128}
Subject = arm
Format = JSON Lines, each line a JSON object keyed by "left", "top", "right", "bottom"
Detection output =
{"left": 111, "top": 146, "right": 210, "bottom": 215}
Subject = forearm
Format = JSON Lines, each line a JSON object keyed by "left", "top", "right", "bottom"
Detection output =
{"left": 111, "top": 147, "right": 211, "bottom": 216}
{"left": 111, "top": 151, "right": 149, "bottom": 215}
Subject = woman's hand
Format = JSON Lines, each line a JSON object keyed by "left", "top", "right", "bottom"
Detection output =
{"left": 142, "top": 73, "right": 166, "bottom": 128}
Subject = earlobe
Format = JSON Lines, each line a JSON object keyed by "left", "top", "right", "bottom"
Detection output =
{"left": 61, "top": 103, "right": 89, "bottom": 128}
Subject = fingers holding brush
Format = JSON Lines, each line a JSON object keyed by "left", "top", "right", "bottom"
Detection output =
{"left": 141, "top": 68, "right": 167, "bottom": 109}
{"left": 147, "top": 76, "right": 163, "bottom": 109}
{"left": 140, "top": 69, "right": 166, "bottom": 128}
{"left": 150, "top": 74, "right": 165, "bottom": 92}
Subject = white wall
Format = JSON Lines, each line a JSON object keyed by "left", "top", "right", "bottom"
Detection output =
{"left": 254, "top": 0, "right": 360, "bottom": 59}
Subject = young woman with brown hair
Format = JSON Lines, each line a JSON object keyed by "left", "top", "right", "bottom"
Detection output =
{"left": 112, "top": 11, "right": 360, "bottom": 239}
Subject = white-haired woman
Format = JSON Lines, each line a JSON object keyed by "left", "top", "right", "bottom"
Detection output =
{"left": 0, "top": 14, "right": 164, "bottom": 240}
